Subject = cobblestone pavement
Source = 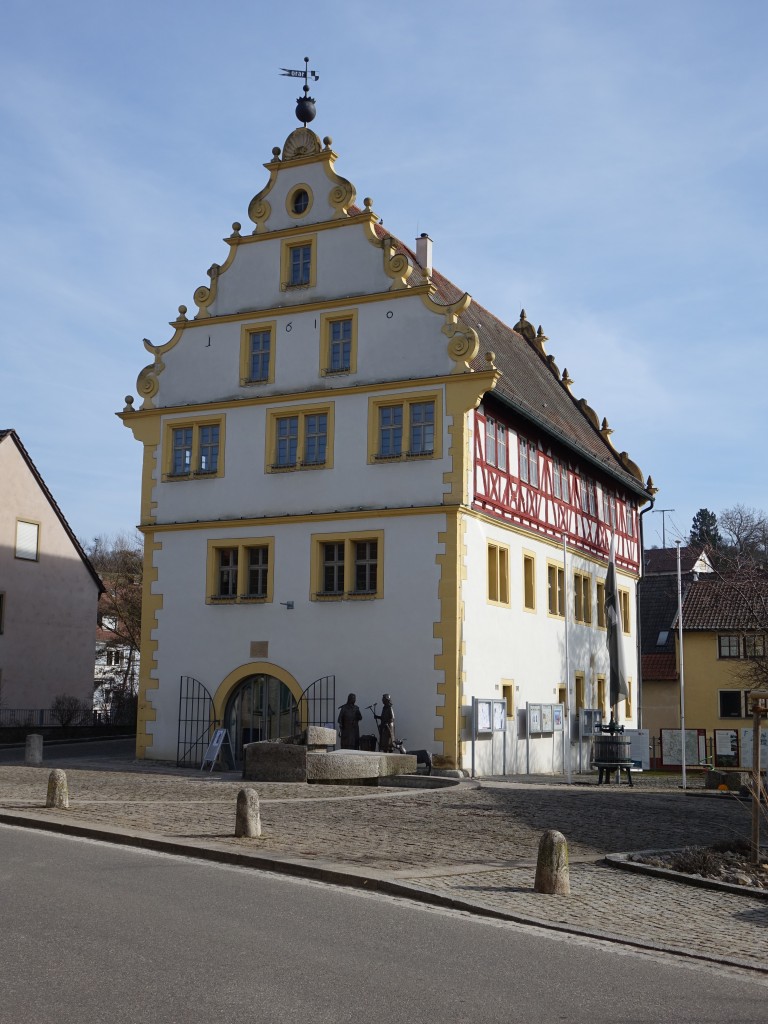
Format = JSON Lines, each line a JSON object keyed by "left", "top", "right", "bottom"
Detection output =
{"left": 1, "top": 759, "right": 765, "bottom": 972}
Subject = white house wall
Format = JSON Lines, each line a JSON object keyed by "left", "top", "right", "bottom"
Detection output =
{"left": 0, "top": 437, "right": 99, "bottom": 710}
{"left": 145, "top": 512, "right": 445, "bottom": 761}
{"left": 460, "top": 514, "right": 637, "bottom": 775}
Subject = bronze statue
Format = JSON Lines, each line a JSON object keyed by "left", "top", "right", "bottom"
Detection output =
{"left": 376, "top": 693, "right": 396, "bottom": 753}
{"left": 337, "top": 693, "right": 362, "bottom": 749}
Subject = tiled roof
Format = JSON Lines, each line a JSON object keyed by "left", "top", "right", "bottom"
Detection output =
{"left": 0, "top": 429, "right": 104, "bottom": 594}
{"left": 366, "top": 224, "right": 651, "bottom": 497}
{"left": 645, "top": 546, "right": 706, "bottom": 574}
{"left": 642, "top": 652, "right": 677, "bottom": 681}
{"left": 678, "top": 574, "right": 768, "bottom": 631}
{"left": 638, "top": 575, "right": 680, "bottom": 654}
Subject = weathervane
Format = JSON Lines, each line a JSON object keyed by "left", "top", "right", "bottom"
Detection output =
{"left": 280, "top": 57, "right": 319, "bottom": 126}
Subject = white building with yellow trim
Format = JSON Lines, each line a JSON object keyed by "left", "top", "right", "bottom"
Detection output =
{"left": 122, "top": 120, "right": 653, "bottom": 773}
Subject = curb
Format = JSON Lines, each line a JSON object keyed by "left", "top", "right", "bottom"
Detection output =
{"left": 1, "top": 809, "right": 766, "bottom": 977}
{"left": 605, "top": 849, "right": 768, "bottom": 899}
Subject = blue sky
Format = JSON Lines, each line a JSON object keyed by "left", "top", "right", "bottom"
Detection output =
{"left": 1, "top": 0, "right": 765, "bottom": 551}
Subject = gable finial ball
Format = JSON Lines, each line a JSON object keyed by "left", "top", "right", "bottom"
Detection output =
{"left": 323, "top": 136, "right": 333, "bottom": 150}
{"left": 272, "top": 146, "right": 281, "bottom": 159}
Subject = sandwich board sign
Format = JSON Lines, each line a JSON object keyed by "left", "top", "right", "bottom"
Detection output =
{"left": 200, "top": 727, "right": 236, "bottom": 772}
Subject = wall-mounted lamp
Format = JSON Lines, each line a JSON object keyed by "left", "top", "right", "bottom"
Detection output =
{"left": 280, "top": 601, "right": 295, "bottom": 611}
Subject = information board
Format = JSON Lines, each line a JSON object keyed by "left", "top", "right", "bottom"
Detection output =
{"left": 738, "top": 726, "right": 768, "bottom": 768}
{"left": 200, "top": 727, "right": 236, "bottom": 771}
{"left": 660, "top": 728, "right": 705, "bottom": 766}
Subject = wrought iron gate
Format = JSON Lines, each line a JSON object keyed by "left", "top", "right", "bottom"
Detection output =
{"left": 177, "top": 676, "right": 217, "bottom": 767}
{"left": 292, "top": 675, "right": 336, "bottom": 735}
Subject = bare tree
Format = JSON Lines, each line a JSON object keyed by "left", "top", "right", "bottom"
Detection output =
{"left": 85, "top": 532, "right": 142, "bottom": 710}
{"left": 719, "top": 505, "right": 768, "bottom": 562}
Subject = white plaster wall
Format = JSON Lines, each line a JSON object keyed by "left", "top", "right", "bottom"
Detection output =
{"left": 460, "top": 514, "right": 637, "bottom": 776}
{"left": 0, "top": 439, "right": 99, "bottom": 709}
{"left": 145, "top": 511, "right": 445, "bottom": 761}
{"left": 157, "top": 272, "right": 455, "bottom": 410}
{"left": 210, "top": 220, "right": 405, "bottom": 320}
{"left": 154, "top": 383, "right": 452, "bottom": 524}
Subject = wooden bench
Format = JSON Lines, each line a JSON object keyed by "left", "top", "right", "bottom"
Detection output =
{"left": 592, "top": 761, "right": 634, "bottom": 787}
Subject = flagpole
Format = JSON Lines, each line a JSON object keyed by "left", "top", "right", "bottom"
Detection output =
{"left": 676, "top": 540, "right": 687, "bottom": 790}
{"left": 563, "top": 532, "right": 572, "bottom": 784}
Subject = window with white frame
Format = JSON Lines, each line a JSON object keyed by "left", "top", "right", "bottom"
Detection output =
{"left": 553, "top": 456, "right": 569, "bottom": 501}
{"left": 718, "top": 635, "right": 740, "bottom": 659}
{"left": 519, "top": 437, "right": 538, "bottom": 487}
{"left": 15, "top": 520, "right": 39, "bottom": 561}
{"left": 485, "top": 416, "right": 507, "bottom": 471}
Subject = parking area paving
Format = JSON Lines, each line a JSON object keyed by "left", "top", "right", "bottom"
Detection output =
{"left": 1, "top": 754, "right": 765, "bottom": 973}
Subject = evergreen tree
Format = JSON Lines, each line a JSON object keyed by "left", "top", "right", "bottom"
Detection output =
{"left": 689, "top": 508, "right": 722, "bottom": 549}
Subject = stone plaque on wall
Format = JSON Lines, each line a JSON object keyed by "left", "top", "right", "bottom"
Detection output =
{"left": 250, "top": 641, "right": 268, "bottom": 659}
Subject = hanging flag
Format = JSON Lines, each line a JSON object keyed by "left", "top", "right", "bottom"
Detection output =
{"left": 605, "top": 534, "right": 629, "bottom": 707}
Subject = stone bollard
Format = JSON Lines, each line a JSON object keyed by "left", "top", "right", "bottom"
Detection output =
{"left": 25, "top": 734, "right": 43, "bottom": 766}
{"left": 46, "top": 769, "right": 69, "bottom": 809}
{"left": 235, "top": 787, "right": 261, "bottom": 838}
{"left": 534, "top": 829, "right": 570, "bottom": 895}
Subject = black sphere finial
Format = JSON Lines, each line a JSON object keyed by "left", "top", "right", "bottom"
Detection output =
{"left": 279, "top": 57, "right": 320, "bottom": 127}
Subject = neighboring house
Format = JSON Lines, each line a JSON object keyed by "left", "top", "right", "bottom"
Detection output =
{"left": 675, "top": 573, "right": 768, "bottom": 753}
{"left": 639, "top": 545, "right": 713, "bottom": 738}
{"left": 94, "top": 588, "right": 140, "bottom": 716}
{"left": 121, "top": 114, "right": 654, "bottom": 772}
{"left": 0, "top": 430, "right": 103, "bottom": 715}
{"left": 640, "top": 548, "right": 767, "bottom": 764}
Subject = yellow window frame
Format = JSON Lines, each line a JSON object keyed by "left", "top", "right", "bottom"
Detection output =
{"left": 205, "top": 537, "right": 275, "bottom": 605}
{"left": 523, "top": 552, "right": 536, "bottom": 611}
{"left": 162, "top": 415, "right": 226, "bottom": 481}
{"left": 596, "top": 580, "right": 606, "bottom": 629}
{"left": 574, "top": 671, "right": 586, "bottom": 711}
{"left": 367, "top": 390, "right": 443, "bottom": 463}
{"left": 597, "top": 675, "right": 607, "bottom": 717}
{"left": 319, "top": 309, "right": 358, "bottom": 376}
{"left": 547, "top": 562, "right": 565, "bottom": 617}
{"left": 280, "top": 233, "right": 317, "bottom": 291}
{"left": 239, "top": 320, "right": 276, "bottom": 386}
{"left": 285, "top": 183, "right": 314, "bottom": 220}
{"left": 619, "top": 588, "right": 631, "bottom": 634}
{"left": 487, "top": 542, "right": 510, "bottom": 606}
{"left": 573, "top": 571, "right": 592, "bottom": 625}
{"left": 265, "top": 401, "right": 335, "bottom": 473}
{"left": 309, "top": 530, "right": 385, "bottom": 601}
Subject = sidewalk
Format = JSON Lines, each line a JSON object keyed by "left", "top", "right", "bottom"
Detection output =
{"left": 1, "top": 755, "right": 766, "bottom": 974}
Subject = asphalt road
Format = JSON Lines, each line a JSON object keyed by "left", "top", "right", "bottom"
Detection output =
{"left": 1, "top": 825, "right": 765, "bottom": 1023}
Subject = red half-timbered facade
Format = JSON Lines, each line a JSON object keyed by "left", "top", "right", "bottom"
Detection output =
{"left": 474, "top": 402, "right": 640, "bottom": 572}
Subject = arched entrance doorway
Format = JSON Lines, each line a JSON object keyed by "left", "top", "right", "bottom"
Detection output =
{"left": 225, "top": 674, "right": 297, "bottom": 765}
